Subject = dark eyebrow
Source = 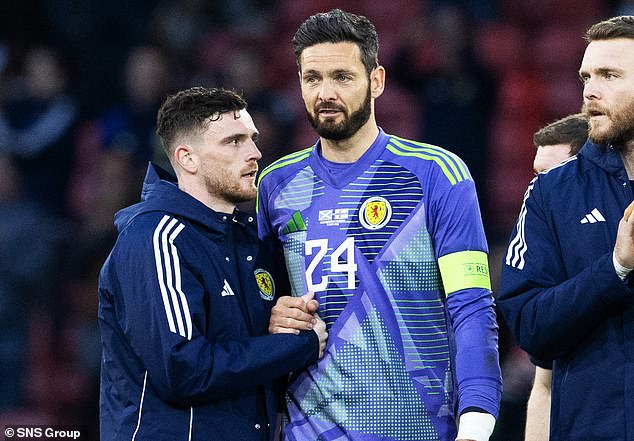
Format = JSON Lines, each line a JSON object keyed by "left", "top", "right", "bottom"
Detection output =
{"left": 220, "top": 133, "right": 248, "bottom": 144}
{"left": 331, "top": 68, "right": 354, "bottom": 75}
{"left": 302, "top": 69, "right": 321, "bottom": 77}
{"left": 302, "top": 68, "right": 356, "bottom": 78}
{"left": 220, "top": 131, "right": 259, "bottom": 145}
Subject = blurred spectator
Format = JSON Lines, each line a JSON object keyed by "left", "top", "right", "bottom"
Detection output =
{"left": 69, "top": 45, "right": 171, "bottom": 229}
{"left": 0, "top": 46, "right": 80, "bottom": 218}
{"left": 0, "top": 154, "right": 65, "bottom": 410}
{"left": 150, "top": 0, "right": 212, "bottom": 84}
{"left": 98, "top": 45, "right": 170, "bottom": 169}
{"left": 391, "top": 4, "right": 496, "bottom": 227}
{"left": 43, "top": 0, "right": 158, "bottom": 113}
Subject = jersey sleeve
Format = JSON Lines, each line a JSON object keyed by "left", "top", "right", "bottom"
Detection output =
{"left": 256, "top": 173, "right": 275, "bottom": 243}
{"left": 498, "top": 178, "right": 632, "bottom": 361}
{"left": 102, "top": 219, "right": 318, "bottom": 407}
{"left": 429, "top": 169, "right": 502, "bottom": 418}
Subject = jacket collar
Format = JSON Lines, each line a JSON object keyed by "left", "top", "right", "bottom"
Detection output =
{"left": 115, "top": 162, "right": 255, "bottom": 233}
{"left": 579, "top": 141, "right": 628, "bottom": 178}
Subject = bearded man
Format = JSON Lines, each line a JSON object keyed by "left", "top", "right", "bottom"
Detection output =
{"left": 97, "top": 87, "right": 328, "bottom": 441}
{"left": 258, "top": 9, "right": 501, "bottom": 441}
{"left": 498, "top": 15, "right": 634, "bottom": 441}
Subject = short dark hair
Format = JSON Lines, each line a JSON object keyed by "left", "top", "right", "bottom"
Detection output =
{"left": 533, "top": 113, "right": 588, "bottom": 155}
{"left": 156, "top": 87, "right": 247, "bottom": 157}
{"left": 292, "top": 9, "right": 379, "bottom": 75}
{"left": 585, "top": 15, "right": 634, "bottom": 42}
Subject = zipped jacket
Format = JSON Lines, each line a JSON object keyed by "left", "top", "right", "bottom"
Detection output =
{"left": 499, "top": 142, "right": 634, "bottom": 441}
{"left": 99, "top": 163, "right": 318, "bottom": 440}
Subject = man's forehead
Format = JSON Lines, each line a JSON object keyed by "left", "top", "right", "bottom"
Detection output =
{"left": 300, "top": 42, "right": 363, "bottom": 69}
{"left": 582, "top": 38, "right": 634, "bottom": 68}
{"left": 207, "top": 109, "right": 256, "bottom": 134}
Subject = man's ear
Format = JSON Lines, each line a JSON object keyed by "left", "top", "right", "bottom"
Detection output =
{"left": 370, "top": 65, "right": 385, "bottom": 99}
{"left": 174, "top": 144, "right": 198, "bottom": 173}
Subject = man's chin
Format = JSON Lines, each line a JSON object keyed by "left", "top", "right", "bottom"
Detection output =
{"left": 588, "top": 124, "right": 613, "bottom": 145}
{"left": 225, "top": 188, "right": 257, "bottom": 205}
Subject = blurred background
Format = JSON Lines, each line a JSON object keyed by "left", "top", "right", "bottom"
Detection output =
{"left": 1, "top": 0, "right": 633, "bottom": 439}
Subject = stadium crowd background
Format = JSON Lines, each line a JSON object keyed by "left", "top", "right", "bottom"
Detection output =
{"left": 1, "top": 0, "right": 632, "bottom": 439}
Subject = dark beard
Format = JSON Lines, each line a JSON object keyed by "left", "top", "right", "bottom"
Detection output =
{"left": 306, "top": 87, "right": 372, "bottom": 141}
{"left": 586, "top": 101, "right": 634, "bottom": 149}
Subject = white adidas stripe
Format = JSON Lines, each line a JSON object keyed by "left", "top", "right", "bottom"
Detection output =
{"left": 131, "top": 371, "right": 147, "bottom": 441}
{"left": 580, "top": 208, "right": 606, "bottom": 224}
{"left": 591, "top": 208, "right": 605, "bottom": 221}
{"left": 188, "top": 406, "right": 193, "bottom": 441}
{"left": 153, "top": 216, "right": 177, "bottom": 333}
{"left": 152, "top": 215, "right": 191, "bottom": 340}
{"left": 169, "top": 223, "right": 192, "bottom": 340}
{"left": 505, "top": 179, "right": 536, "bottom": 270}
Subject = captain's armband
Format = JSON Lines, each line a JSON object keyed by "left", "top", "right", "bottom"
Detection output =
{"left": 438, "top": 250, "right": 491, "bottom": 295}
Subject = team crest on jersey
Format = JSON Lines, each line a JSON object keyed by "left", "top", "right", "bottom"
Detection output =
{"left": 254, "top": 269, "right": 275, "bottom": 301}
{"left": 359, "top": 196, "right": 392, "bottom": 230}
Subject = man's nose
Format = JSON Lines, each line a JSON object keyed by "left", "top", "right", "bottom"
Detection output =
{"left": 318, "top": 80, "right": 337, "bottom": 102}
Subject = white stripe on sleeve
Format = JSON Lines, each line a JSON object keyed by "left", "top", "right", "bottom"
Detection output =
{"left": 162, "top": 218, "right": 186, "bottom": 337}
{"left": 169, "top": 223, "right": 192, "bottom": 340}
{"left": 131, "top": 371, "right": 148, "bottom": 441}
{"left": 153, "top": 215, "right": 189, "bottom": 339}
{"left": 505, "top": 180, "right": 535, "bottom": 270}
{"left": 153, "top": 215, "right": 177, "bottom": 333}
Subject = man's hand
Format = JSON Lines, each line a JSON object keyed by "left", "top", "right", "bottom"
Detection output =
{"left": 269, "top": 292, "right": 319, "bottom": 334}
{"left": 624, "top": 200, "right": 634, "bottom": 221}
{"left": 614, "top": 215, "right": 634, "bottom": 269}
{"left": 312, "top": 315, "right": 328, "bottom": 358}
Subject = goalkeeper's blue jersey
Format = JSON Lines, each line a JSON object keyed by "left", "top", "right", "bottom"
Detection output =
{"left": 257, "top": 129, "right": 501, "bottom": 441}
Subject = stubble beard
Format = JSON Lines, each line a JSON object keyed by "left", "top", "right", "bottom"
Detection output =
{"left": 586, "top": 97, "right": 634, "bottom": 149}
{"left": 306, "top": 86, "right": 372, "bottom": 141}
{"left": 204, "top": 171, "right": 256, "bottom": 206}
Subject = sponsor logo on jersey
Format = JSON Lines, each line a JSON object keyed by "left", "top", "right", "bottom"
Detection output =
{"left": 318, "top": 208, "right": 350, "bottom": 226}
{"left": 254, "top": 269, "right": 275, "bottom": 301}
{"left": 359, "top": 197, "right": 392, "bottom": 230}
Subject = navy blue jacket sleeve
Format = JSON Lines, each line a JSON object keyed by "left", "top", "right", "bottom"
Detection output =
{"left": 103, "top": 220, "right": 318, "bottom": 407}
{"left": 499, "top": 178, "right": 632, "bottom": 361}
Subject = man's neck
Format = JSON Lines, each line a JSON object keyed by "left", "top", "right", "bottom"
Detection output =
{"left": 320, "top": 119, "right": 379, "bottom": 163}
{"left": 178, "top": 179, "right": 235, "bottom": 214}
